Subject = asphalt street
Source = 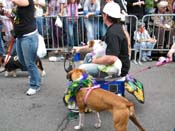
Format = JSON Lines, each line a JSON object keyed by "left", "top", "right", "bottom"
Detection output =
{"left": 0, "top": 59, "right": 175, "bottom": 131}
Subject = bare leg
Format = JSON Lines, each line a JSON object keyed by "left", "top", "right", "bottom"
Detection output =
{"left": 74, "top": 113, "right": 84, "bottom": 130}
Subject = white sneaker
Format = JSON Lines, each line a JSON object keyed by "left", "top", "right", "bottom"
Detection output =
{"left": 26, "top": 88, "right": 40, "bottom": 96}
{"left": 132, "top": 60, "right": 138, "bottom": 64}
{"left": 138, "top": 61, "right": 142, "bottom": 65}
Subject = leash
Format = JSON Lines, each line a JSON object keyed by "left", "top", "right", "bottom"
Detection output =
{"left": 56, "top": 111, "right": 78, "bottom": 131}
{"left": 94, "top": 59, "right": 172, "bottom": 86}
{"left": 4, "top": 36, "right": 14, "bottom": 65}
{"left": 129, "top": 58, "right": 172, "bottom": 76}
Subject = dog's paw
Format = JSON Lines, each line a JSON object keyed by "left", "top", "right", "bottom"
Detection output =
{"left": 74, "top": 125, "right": 82, "bottom": 130}
{"left": 41, "top": 70, "right": 46, "bottom": 77}
{"left": 12, "top": 72, "right": 17, "bottom": 77}
{"left": 4, "top": 71, "right": 8, "bottom": 77}
{"left": 94, "top": 122, "right": 101, "bottom": 128}
{"left": 13, "top": 73, "right": 17, "bottom": 77}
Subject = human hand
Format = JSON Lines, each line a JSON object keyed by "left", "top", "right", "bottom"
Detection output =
{"left": 167, "top": 49, "right": 175, "bottom": 61}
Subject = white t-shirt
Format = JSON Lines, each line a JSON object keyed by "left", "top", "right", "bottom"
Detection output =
{"left": 35, "top": 0, "right": 46, "bottom": 17}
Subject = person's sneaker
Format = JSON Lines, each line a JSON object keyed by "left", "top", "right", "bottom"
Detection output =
{"left": 26, "top": 88, "right": 40, "bottom": 96}
{"left": 132, "top": 60, "right": 138, "bottom": 64}
{"left": 138, "top": 61, "right": 142, "bottom": 65}
{"left": 141, "top": 57, "right": 147, "bottom": 62}
{"left": 146, "top": 56, "right": 152, "bottom": 61}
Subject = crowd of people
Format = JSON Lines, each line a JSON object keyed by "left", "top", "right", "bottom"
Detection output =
{"left": 0, "top": 0, "right": 175, "bottom": 96}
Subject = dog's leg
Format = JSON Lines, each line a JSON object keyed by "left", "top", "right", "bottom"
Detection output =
{"left": 94, "top": 112, "right": 101, "bottom": 128}
{"left": 12, "top": 70, "right": 17, "bottom": 77}
{"left": 74, "top": 113, "right": 84, "bottom": 130}
{"left": 4, "top": 71, "right": 8, "bottom": 77}
{"left": 113, "top": 109, "right": 128, "bottom": 131}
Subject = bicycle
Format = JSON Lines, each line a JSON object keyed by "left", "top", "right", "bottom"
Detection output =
{"left": 63, "top": 49, "right": 76, "bottom": 73}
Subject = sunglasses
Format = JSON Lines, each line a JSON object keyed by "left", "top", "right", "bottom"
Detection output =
{"left": 161, "top": 6, "right": 167, "bottom": 9}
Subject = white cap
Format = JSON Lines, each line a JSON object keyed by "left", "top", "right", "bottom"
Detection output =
{"left": 157, "top": 0, "right": 168, "bottom": 9}
{"left": 103, "top": 2, "right": 121, "bottom": 19}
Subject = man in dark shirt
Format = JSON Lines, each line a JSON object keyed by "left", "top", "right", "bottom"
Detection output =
{"left": 79, "top": 2, "right": 130, "bottom": 77}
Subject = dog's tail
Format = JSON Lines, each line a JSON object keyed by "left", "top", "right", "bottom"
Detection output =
{"left": 129, "top": 104, "right": 146, "bottom": 131}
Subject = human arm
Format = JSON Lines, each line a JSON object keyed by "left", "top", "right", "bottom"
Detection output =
{"left": 59, "top": 3, "right": 66, "bottom": 16}
{"left": 83, "top": 0, "right": 100, "bottom": 18}
{"left": 34, "top": 0, "right": 46, "bottom": 7}
{"left": 43, "top": 6, "right": 49, "bottom": 16}
{"left": 73, "top": 45, "right": 93, "bottom": 53}
{"left": 127, "top": 0, "right": 144, "bottom": 7}
{"left": 92, "top": 55, "right": 118, "bottom": 65}
{"left": 167, "top": 44, "right": 175, "bottom": 61}
{"left": 11, "top": 0, "right": 29, "bottom": 7}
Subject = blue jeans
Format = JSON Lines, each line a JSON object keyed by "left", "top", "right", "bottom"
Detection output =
{"left": 79, "top": 63, "right": 99, "bottom": 77}
{"left": 84, "top": 17, "right": 98, "bottom": 41}
{"left": 134, "top": 41, "right": 156, "bottom": 58}
{"left": 16, "top": 32, "right": 41, "bottom": 89}
{"left": 0, "top": 24, "right": 4, "bottom": 55}
{"left": 36, "top": 16, "right": 44, "bottom": 35}
{"left": 68, "top": 20, "right": 78, "bottom": 47}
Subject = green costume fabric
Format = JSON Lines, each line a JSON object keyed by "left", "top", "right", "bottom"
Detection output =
{"left": 64, "top": 74, "right": 94, "bottom": 106}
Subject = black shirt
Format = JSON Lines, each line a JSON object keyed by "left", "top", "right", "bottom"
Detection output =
{"left": 103, "top": 23, "right": 130, "bottom": 76}
{"left": 13, "top": 0, "right": 36, "bottom": 37}
{"left": 127, "top": 0, "right": 145, "bottom": 19}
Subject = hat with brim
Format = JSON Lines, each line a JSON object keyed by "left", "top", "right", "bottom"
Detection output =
{"left": 103, "top": 1, "right": 121, "bottom": 19}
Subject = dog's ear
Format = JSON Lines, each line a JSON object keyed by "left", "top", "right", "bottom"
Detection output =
{"left": 88, "top": 40, "right": 94, "bottom": 48}
{"left": 66, "top": 70, "right": 73, "bottom": 81}
{"left": 0, "top": 55, "right": 3, "bottom": 65}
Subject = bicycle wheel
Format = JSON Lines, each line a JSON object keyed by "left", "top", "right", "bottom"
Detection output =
{"left": 63, "top": 55, "right": 75, "bottom": 72}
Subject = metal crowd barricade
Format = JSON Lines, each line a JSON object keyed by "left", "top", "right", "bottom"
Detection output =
{"left": 41, "top": 15, "right": 105, "bottom": 51}
{"left": 138, "top": 14, "right": 175, "bottom": 61}
{"left": 41, "top": 15, "right": 139, "bottom": 52}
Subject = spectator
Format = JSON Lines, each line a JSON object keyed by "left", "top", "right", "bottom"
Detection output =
{"left": 59, "top": 0, "right": 68, "bottom": 48}
{"left": 153, "top": 0, "right": 174, "bottom": 49}
{"left": 34, "top": 0, "right": 46, "bottom": 35}
{"left": 127, "top": 0, "right": 145, "bottom": 60}
{"left": 67, "top": 0, "right": 79, "bottom": 48}
{"left": 145, "top": 0, "right": 156, "bottom": 14}
{"left": 44, "top": 0, "right": 62, "bottom": 48}
{"left": 83, "top": 0, "right": 100, "bottom": 41}
{"left": 133, "top": 22, "right": 156, "bottom": 64}
{"left": 5, "top": 0, "right": 41, "bottom": 95}
{"left": 79, "top": 2, "right": 130, "bottom": 78}
{"left": 1, "top": 0, "right": 13, "bottom": 44}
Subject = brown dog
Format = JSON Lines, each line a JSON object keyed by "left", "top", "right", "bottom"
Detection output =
{"left": 67, "top": 68, "right": 145, "bottom": 131}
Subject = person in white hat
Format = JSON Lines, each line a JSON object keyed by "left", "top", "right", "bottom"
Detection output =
{"left": 79, "top": 2, "right": 130, "bottom": 78}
